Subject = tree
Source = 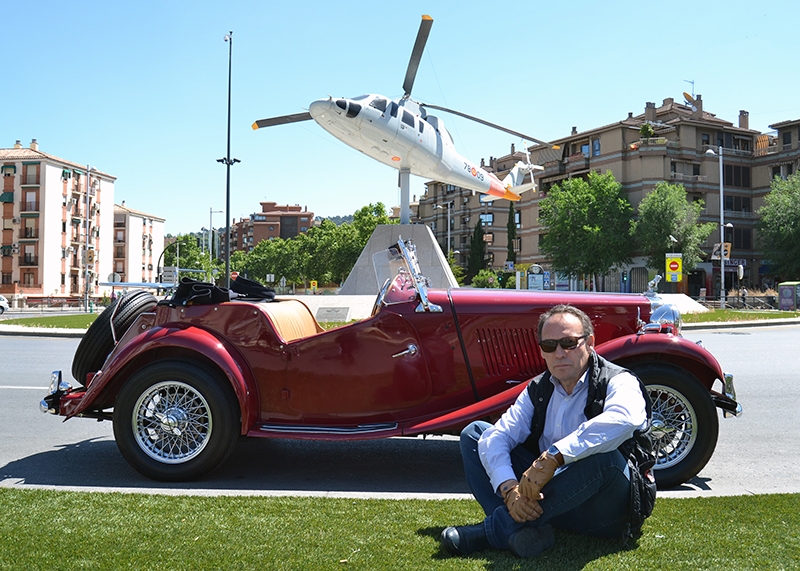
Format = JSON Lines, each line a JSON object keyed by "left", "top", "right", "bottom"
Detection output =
{"left": 467, "top": 220, "right": 486, "bottom": 282}
{"left": 538, "top": 171, "right": 633, "bottom": 288}
{"left": 757, "top": 173, "right": 800, "bottom": 278}
{"left": 506, "top": 201, "right": 517, "bottom": 265}
{"left": 352, "top": 202, "right": 396, "bottom": 247}
{"left": 471, "top": 268, "right": 501, "bottom": 288}
{"left": 447, "top": 251, "right": 466, "bottom": 285}
{"left": 164, "top": 235, "right": 218, "bottom": 282}
{"left": 634, "top": 182, "right": 715, "bottom": 272}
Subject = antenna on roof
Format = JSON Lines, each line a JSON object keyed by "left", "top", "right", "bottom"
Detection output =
{"left": 683, "top": 80, "right": 697, "bottom": 112}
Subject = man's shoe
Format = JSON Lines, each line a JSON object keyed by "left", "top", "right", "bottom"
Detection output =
{"left": 440, "top": 523, "right": 491, "bottom": 556}
{"left": 507, "top": 524, "right": 555, "bottom": 558}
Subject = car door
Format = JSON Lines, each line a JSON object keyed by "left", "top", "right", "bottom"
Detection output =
{"left": 284, "top": 311, "right": 432, "bottom": 418}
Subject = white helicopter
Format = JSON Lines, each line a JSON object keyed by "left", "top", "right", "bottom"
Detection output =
{"left": 253, "top": 16, "right": 554, "bottom": 222}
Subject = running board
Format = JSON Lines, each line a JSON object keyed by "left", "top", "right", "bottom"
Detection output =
{"left": 257, "top": 423, "right": 399, "bottom": 435}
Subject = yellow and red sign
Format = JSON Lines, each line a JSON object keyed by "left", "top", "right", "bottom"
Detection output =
{"left": 666, "top": 253, "right": 682, "bottom": 282}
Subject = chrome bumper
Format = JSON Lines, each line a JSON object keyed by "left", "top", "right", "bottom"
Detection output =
{"left": 722, "top": 372, "right": 742, "bottom": 418}
{"left": 39, "top": 371, "right": 72, "bottom": 415}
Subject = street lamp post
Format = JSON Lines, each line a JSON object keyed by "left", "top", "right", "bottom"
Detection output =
{"left": 434, "top": 201, "right": 452, "bottom": 256}
{"left": 218, "top": 31, "right": 240, "bottom": 288}
{"left": 706, "top": 145, "right": 730, "bottom": 309}
{"left": 209, "top": 207, "right": 222, "bottom": 265}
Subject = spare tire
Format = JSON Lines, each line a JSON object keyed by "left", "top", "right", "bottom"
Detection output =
{"left": 71, "top": 290, "right": 157, "bottom": 385}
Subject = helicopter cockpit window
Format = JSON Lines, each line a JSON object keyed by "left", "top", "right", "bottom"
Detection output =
{"left": 346, "top": 103, "right": 361, "bottom": 118}
{"left": 402, "top": 110, "right": 415, "bottom": 127}
{"left": 336, "top": 99, "right": 347, "bottom": 111}
{"left": 389, "top": 101, "right": 399, "bottom": 118}
{"left": 370, "top": 97, "right": 388, "bottom": 112}
{"left": 418, "top": 120, "right": 424, "bottom": 133}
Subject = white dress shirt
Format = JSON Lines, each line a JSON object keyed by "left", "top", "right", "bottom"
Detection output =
{"left": 477, "top": 365, "right": 647, "bottom": 493}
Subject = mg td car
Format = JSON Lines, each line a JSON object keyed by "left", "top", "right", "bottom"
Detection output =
{"left": 41, "top": 239, "right": 740, "bottom": 488}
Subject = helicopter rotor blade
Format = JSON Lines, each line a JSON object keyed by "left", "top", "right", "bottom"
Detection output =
{"left": 402, "top": 15, "right": 433, "bottom": 98}
{"left": 419, "top": 103, "right": 555, "bottom": 148}
{"left": 252, "top": 112, "right": 313, "bottom": 130}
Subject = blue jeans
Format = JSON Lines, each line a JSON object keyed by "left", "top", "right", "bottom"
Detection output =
{"left": 460, "top": 421, "right": 631, "bottom": 549}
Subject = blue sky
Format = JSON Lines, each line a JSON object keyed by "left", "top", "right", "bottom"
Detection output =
{"left": 4, "top": 0, "right": 799, "bottom": 235}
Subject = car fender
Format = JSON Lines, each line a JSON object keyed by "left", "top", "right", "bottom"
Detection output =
{"left": 595, "top": 333, "right": 724, "bottom": 390}
{"left": 67, "top": 325, "right": 258, "bottom": 434}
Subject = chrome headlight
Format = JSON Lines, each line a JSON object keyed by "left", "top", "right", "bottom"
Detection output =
{"left": 648, "top": 303, "right": 682, "bottom": 335}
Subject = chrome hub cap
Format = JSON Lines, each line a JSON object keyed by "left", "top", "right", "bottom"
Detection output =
{"left": 132, "top": 381, "right": 212, "bottom": 464}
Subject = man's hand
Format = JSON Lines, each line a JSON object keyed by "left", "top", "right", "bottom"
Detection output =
{"left": 518, "top": 451, "right": 560, "bottom": 499}
{"left": 502, "top": 483, "right": 543, "bottom": 523}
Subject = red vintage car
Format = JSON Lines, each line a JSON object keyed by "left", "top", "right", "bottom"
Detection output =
{"left": 41, "top": 239, "right": 740, "bottom": 488}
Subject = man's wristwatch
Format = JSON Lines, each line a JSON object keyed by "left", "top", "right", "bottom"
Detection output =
{"left": 547, "top": 445, "right": 564, "bottom": 466}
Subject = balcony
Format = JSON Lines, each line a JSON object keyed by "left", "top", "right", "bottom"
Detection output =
{"left": 20, "top": 201, "right": 39, "bottom": 212}
{"left": 670, "top": 173, "right": 708, "bottom": 183}
{"left": 20, "top": 228, "right": 38, "bottom": 239}
{"left": 701, "top": 144, "right": 753, "bottom": 157}
{"left": 20, "top": 255, "right": 39, "bottom": 267}
{"left": 724, "top": 209, "right": 757, "bottom": 220}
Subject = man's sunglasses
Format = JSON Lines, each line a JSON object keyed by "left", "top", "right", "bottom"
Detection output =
{"left": 538, "top": 334, "right": 589, "bottom": 353}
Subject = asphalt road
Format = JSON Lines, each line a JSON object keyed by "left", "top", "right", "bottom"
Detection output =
{"left": 1, "top": 325, "right": 798, "bottom": 499}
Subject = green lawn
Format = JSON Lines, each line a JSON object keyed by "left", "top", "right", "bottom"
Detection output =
{"left": 4, "top": 307, "right": 799, "bottom": 331}
{"left": 0, "top": 313, "right": 99, "bottom": 329}
{"left": 0, "top": 489, "right": 796, "bottom": 570}
{"left": 682, "top": 308, "right": 800, "bottom": 323}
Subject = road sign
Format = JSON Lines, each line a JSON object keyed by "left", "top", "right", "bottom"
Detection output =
{"left": 311, "top": 280, "right": 318, "bottom": 292}
{"left": 543, "top": 271, "right": 550, "bottom": 288}
{"left": 666, "top": 253, "right": 683, "bottom": 283}
{"left": 266, "top": 273, "right": 275, "bottom": 283}
{"left": 280, "top": 276, "right": 286, "bottom": 288}
{"left": 162, "top": 266, "right": 177, "bottom": 284}
{"left": 231, "top": 271, "right": 239, "bottom": 281}
{"left": 504, "top": 261, "right": 514, "bottom": 271}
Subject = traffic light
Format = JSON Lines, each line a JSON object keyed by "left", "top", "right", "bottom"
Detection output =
{"left": 622, "top": 271, "right": 628, "bottom": 282}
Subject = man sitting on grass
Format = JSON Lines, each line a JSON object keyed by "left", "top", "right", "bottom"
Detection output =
{"left": 441, "top": 304, "right": 656, "bottom": 558}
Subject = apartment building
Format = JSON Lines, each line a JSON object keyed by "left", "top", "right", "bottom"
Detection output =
{"left": 113, "top": 202, "right": 165, "bottom": 284}
{"left": 420, "top": 95, "right": 799, "bottom": 295}
{"left": 225, "top": 202, "right": 314, "bottom": 255}
{"left": 1, "top": 139, "right": 114, "bottom": 305}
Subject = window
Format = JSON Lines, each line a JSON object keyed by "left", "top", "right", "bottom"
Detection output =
{"left": 733, "top": 227, "right": 752, "bottom": 250}
{"left": 116, "top": 246, "right": 124, "bottom": 257}
{"left": 592, "top": 139, "right": 600, "bottom": 157}
{"left": 24, "top": 273, "right": 35, "bottom": 286}
{"left": 479, "top": 213, "right": 494, "bottom": 226}
{"left": 723, "top": 165, "right": 750, "bottom": 188}
{"left": 702, "top": 134, "right": 710, "bottom": 147}
{"left": 580, "top": 143, "right": 589, "bottom": 155}
{"left": 783, "top": 131, "right": 792, "bottom": 149}
{"left": 389, "top": 101, "right": 399, "bottom": 118}
{"left": 369, "top": 97, "right": 388, "bottom": 112}
{"left": 2, "top": 273, "right": 11, "bottom": 284}
{"left": 2, "top": 218, "right": 11, "bottom": 230}
{"left": 515, "top": 211, "right": 521, "bottom": 229}
{"left": 724, "top": 196, "right": 751, "bottom": 213}
{"left": 401, "top": 110, "right": 415, "bottom": 127}
{"left": 24, "top": 164, "right": 38, "bottom": 185}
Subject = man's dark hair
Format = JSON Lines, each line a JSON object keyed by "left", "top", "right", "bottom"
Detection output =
{"left": 537, "top": 304, "right": 594, "bottom": 339}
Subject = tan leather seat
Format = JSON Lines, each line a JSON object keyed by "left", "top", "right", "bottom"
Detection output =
{"left": 258, "top": 299, "right": 323, "bottom": 343}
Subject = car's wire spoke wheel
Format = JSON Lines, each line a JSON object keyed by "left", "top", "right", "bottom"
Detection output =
{"left": 113, "top": 360, "right": 238, "bottom": 481}
{"left": 631, "top": 362, "right": 718, "bottom": 489}
{"left": 133, "top": 381, "right": 212, "bottom": 464}
{"left": 648, "top": 384, "right": 697, "bottom": 470}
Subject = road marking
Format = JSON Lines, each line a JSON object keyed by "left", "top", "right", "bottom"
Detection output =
{"left": 0, "top": 386, "right": 48, "bottom": 390}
